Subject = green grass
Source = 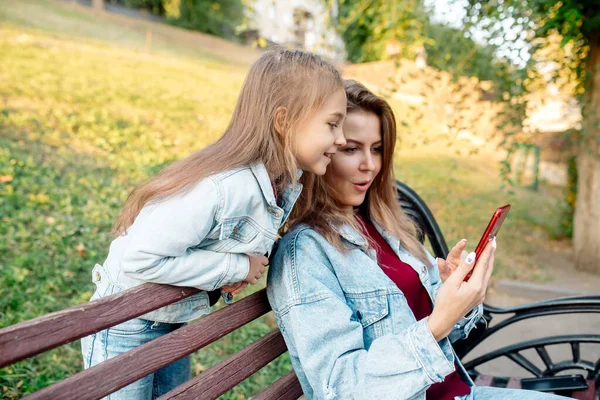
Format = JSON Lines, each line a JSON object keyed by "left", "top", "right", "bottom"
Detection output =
{"left": 0, "top": 0, "right": 570, "bottom": 398}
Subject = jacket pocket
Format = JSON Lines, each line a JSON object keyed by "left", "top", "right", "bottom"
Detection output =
{"left": 108, "top": 318, "right": 153, "bottom": 336}
{"left": 345, "top": 291, "right": 389, "bottom": 347}
{"left": 219, "top": 218, "right": 260, "bottom": 243}
{"left": 211, "top": 218, "right": 261, "bottom": 252}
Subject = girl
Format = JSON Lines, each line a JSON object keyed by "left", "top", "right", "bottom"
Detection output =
{"left": 81, "top": 49, "right": 347, "bottom": 400}
{"left": 267, "top": 80, "right": 567, "bottom": 400}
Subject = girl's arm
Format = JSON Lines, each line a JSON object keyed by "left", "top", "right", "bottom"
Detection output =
{"left": 120, "top": 177, "right": 249, "bottom": 290}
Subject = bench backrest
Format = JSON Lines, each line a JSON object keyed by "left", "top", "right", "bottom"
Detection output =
{"left": 0, "top": 284, "right": 305, "bottom": 399}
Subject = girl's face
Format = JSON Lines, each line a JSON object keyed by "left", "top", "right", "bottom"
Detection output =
{"left": 291, "top": 88, "right": 347, "bottom": 175}
{"left": 325, "top": 110, "right": 383, "bottom": 211}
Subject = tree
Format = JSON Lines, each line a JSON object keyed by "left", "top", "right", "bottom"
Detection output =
{"left": 464, "top": 0, "right": 600, "bottom": 273}
{"left": 328, "top": 0, "right": 428, "bottom": 63}
{"left": 175, "top": 0, "right": 245, "bottom": 39}
{"left": 423, "top": 21, "right": 506, "bottom": 82}
{"left": 109, "top": 0, "right": 245, "bottom": 40}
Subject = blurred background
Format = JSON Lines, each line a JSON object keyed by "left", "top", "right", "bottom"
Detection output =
{"left": 1, "top": 0, "right": 599, "bottom": 398}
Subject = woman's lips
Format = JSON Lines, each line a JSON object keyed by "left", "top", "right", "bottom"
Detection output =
{"left": 352, "top": 181, "right": 371, "bottom": 192}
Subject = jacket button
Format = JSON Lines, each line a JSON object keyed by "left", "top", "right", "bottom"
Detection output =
{"left": 270, "top": 209, "right": 282, "bottom": 218}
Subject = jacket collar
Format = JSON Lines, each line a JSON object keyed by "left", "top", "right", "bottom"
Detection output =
{"left": 332, "top": 218, "right": 403, "bottom": 259}
{"left": 250, "top": 163, "right": 303, "bottom": 225}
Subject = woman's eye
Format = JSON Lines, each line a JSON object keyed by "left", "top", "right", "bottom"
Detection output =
{"left": 373, "top": 147, "right": 383, "bottom": 153}
{"left": 328, "top": 123, "right": 338, "bottom": 130}
{"left": 343, "top": 147, "right": 358, "bottom": 154}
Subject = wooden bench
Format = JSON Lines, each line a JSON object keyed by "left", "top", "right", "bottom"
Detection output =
{"left": 0, "top": 181, "right": 597, "bottom": 399}
{"left": 0, "top": 284, "right": 303, "bottom": 399}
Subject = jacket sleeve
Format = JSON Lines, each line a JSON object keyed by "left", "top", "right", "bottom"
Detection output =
{"left": 424, "top": 248, "right": 484, "bottom": 343}
{"left": 120, "top": 177, "right": 249, "bottom": 290}
{"left": 272, "top": 234, "right": 456, "bottom": 400}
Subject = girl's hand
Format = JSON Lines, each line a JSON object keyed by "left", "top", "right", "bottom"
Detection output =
{"left": 221, "top": 281, "right": 248, "bottom": 296}
{"left": 428, "top": 237, "right": 496, "bottom": 341}
{"left": 437, "top": 239, "right": 468, "bottom": 283}
{"left": 245, "top": 255, "right": 268, "bottom": 284}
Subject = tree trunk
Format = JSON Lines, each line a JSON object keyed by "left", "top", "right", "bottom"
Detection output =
{"left": 574, "top": 35, "right": 600, "bottom": 273}
{"left": 92, "top": 0, "right": 104, "bottom": 12}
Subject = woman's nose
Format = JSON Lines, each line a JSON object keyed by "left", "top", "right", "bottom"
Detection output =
{"left": 360, "top": 154, "right": 375, "bottom": 171}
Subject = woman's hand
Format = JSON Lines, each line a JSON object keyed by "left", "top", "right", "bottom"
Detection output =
{"left": 427, "top": 237, "right": 496, "bottom": 341}
{"left": 437, "top": 239, "right": 468, "bottom": 282}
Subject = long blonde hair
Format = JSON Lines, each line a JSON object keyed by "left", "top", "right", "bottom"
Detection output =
{"left": 113, "top": 50, "right": 343, "bottom": 235}
{"left": 289, "top": 80, "right": 429, "bottom": 264}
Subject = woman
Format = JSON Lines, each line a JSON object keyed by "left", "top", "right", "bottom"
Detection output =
{"left": 266, "top": 80, "right": 566, "bottom": 400}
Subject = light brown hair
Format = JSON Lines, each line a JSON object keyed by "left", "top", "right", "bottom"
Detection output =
{"left": 113, "top": 49, "right": 343, "bottom": 235}
{"left": 289, "top": 79, "right": 429, "bottom": 265}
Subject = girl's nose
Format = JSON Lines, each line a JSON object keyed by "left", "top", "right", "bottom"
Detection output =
{"left": 335, "top": 130, "right": 347, "bottom": 146}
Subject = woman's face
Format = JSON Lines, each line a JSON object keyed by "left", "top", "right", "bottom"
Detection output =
{"left": 325, "top": 110, "right": 383, "bottom": 211}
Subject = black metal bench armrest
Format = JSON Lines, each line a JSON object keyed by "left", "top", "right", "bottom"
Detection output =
{"left": 454, "top": 296, "right": 600, "bottom": 359}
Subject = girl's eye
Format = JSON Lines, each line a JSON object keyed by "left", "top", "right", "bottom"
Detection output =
{"left": 373, "top": 147, "right": 383, "bottom": 153}
{"left": 343, "top": 147, "right": 358, "bottom": 154}
{"left": 328, "top": 123, "right": 338, "bottom": 130}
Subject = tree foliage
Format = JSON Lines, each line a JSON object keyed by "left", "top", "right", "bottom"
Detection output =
{"left": 109, "top": 0, "right": 245, "bottom": 40}
{"left": 329, "top": 0, "right": 428, "bottom": 63}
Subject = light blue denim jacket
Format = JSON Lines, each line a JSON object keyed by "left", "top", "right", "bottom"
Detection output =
{"left": 267, "top": 222, "right": 483, "bottom": 400}
{"left": 90, "top": 163, "right": 302, "bottom": 323}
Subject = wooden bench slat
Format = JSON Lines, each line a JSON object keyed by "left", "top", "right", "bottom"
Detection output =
{"left": 506, "top": 376, "right": 522, "bottom": 388}
{"left": 159, "top": 330, "right": 287, "bottom": 400}
{"left": 571, "top": 380, "right": 596, "bottom": 400}
{"left": 0, "top": 283, "right": 200, "bottom": 368}
{"left": 253, "top": 371, "right": 303, "bottom": 400}
{"left": 23, "top": 290, "right": 271, "bottom": 400}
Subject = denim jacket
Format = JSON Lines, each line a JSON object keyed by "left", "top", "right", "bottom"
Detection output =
{"left": 267, "top": 222, "right": 483, "bottom": 400}
{"left": 91, "top": 163, "right": 302, "bottom": 323}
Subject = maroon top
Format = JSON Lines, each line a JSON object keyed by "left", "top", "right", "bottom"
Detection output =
{"left": 358, "top": 216, "right": 470, "bottom": 399}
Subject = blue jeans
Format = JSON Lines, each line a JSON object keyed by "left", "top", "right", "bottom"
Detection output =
{"left": 81, "top": 318, "right": 190, "bottom": 400}
{"left": 458, "top": 386, "right": 571, "bottom": 399}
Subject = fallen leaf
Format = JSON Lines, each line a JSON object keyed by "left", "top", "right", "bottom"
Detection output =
{"left": 0, "top": 175, "right": 13, "bottom": 183}
{"left": 194, "top": 362, "right": 205, "bottom": 375}
{"left": 75, "top": 243, "right": 86, "bottom": 257}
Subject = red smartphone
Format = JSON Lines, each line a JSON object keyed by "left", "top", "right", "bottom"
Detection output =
{"left": 473, "top": 204, "right": 511, "bottom": 263}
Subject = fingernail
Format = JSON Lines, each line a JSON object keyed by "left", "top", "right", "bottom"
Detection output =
{"left": 461, "top": 238, "right": 467, "bottom": 242}
{"left": 465, "top": 252, "right": 476, "bottom": 264}
{"left": 492, "top": 236, "right": 497, "bottom": 249}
